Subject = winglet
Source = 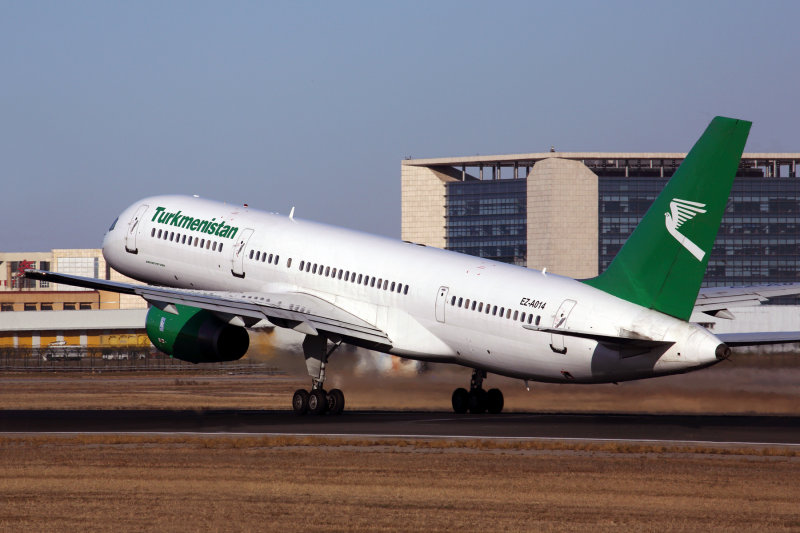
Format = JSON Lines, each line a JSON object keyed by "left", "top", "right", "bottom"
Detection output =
{"left": 583, "top": 116, "right": 751, "bottom": 321}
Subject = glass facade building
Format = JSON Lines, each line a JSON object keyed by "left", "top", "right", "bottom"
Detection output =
{"left": 430, "top": 154, "right": 800, "bottom": 291}
{"left": 445, "top": 180, "right": 527, "bottom": 266}
{"left": 598, "top": 169, "right": 800, "bottom": 287}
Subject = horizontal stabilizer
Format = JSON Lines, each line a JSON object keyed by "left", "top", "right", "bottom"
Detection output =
{"left": 522, "top": 324, "right": 674, "bottom": 348}
{"left": 715, "top": 331, "right": 800, "bottom": 346}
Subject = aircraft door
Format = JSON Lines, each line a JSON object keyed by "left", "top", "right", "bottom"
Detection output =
{"left": 124, "top": 204, "right": 149, "bottom": 254}
{"left": 550, "top": 299, "right": 576, "bottom": 354}
{"left": 231, "top": 228, "right": 255, "bottom": 278}
{"left": 435, "top": 286, "right": 449, "bottom": 323}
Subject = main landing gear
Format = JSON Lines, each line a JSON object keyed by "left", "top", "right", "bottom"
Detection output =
{"left": 292, "top": 334, "right": 346, "bottom": 416}
{"left": 451, "top": 369, "right": 504, "bottom": 414}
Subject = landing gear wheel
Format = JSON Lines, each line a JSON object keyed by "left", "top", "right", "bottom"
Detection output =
{"left": 327, "top": 388, "right": 345, "bottom": 415}
{"left": 308, "top": 388, "right": 328, "bottom": 415}
{"left": 452, "top": 387, "right": 469, "bottom": 414}
{"left": 487, "top": 388, "right": 504, "bottom": 414}
{"left": 292, "top": 389, "right": 309, "bottom": 416}
{"left": 468, "top": 388, "right": 488, "bottom": 414}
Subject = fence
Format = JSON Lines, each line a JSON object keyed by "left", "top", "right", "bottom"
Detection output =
{"left": 0, "top": 346, "right": 283, "bottom": 374}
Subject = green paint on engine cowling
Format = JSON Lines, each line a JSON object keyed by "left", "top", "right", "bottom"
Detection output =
{"left": 145, "top": 304, "right": 249, "bottom": 364}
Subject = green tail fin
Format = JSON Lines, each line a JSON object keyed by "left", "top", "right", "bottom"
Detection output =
{"left": 582, "top": 116, "right": 751, "bottom": 321}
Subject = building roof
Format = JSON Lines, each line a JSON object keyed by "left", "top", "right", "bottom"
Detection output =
{"left": 0, "top": 309, "right": 146, "bottom": 332}
{"left": 402, "top": 153, "right": 800, "bottom": 167}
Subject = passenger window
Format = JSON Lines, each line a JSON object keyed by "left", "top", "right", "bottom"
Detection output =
{"left": 535, "top": 315, "right": 541, "bottom": 326}
{"left": 275, "top": 255, "right": 279, "bottom": 264}
{"left": 345, "top": 271, "right": 350, "bottom": 281}
{"left": 478, "top": 302, "right": 483, "bottom": 312}
{"left": 403, "top": 285, "right": 409, "bottom": 295}
{"left": 151, "top": 228, "right": 156, "bottom": 237}
{"left": 158, "top": 229, "right": 163, "bottom": 239}
{"left": 506, "top": 309, "right": 511, "bottom": 319}
{"left": 300, "top": 260, "right": 305, "bottom": 270}
{"left": 219, "top": 243, "right": 223, "bottom": 252}
{"left": 451, "top": 296, "right": 456, "bottom": 306}
{"left": 338, "top": 270, "right": 343, "bottom": 280}
{"left": 182, "top": 235, "right": 187, "bottom": 244}
{"left": 306, "top": 263, "right": 311, "bottom": 272}
{"left": 492, "top": 306, "right": 498, "bottom": 316}
{"left": 357, "top": 274, "right": 363, "bottom": 284}
{"left": 287, "top": 258, "right": 292, "bottom": 268}
{"left": 170, "top": 232, "right": 175, "bottom": 241}
{"left": 465, "top": 299, "right": 470, "bottom": 308}
{"left": 319, "top": 265, "right": 325, "bottom": 276}
{"left": 249, "top": 250, "right": 254, "bottom": 259}
{"left": 383, "top": 280, "right": 388, "bottom": 290}
{"left": 212, "top": 242, "right": 217, "bottom": 251}
{"left": 458, "top": 297, "right": 463, "bottom": 307}
{"left": 325, "top": 266, "right": 330, "bottom": 276}
{"left": 370, "top": 277, "right": 376, "bottom": 287}
{"left": 520, "top": 312, "right": 525, "bottom": 322}
{"left": 513, "top": 310, "right": 518, "bottom": 320}
{"left": 262, "top": 253, "right": 267, "bottom": 263}
{"left": 471, "top": 301, "right": 477, "bottom": 311}
{"left": 206, "top": 240, "right": 211, "bottom": 249}
{"left": 527, "top": 314, "right": 533, "bottom": 324}
{"left": 332, "top": 268, "right": 337, "bottom": 278}
{"left": 255, "top": 251, "right": 260, "bottom": 261}
{"left": 390, "top": 282, "right": 395, "bottom": 292}
{"left": 268, "top": 253, "right": 273, "bottom": 263}
{"left": 313, "top": 264, "right": 317, "bottom": 274}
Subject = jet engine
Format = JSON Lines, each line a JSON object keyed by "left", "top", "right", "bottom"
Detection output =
{"left": 145, "top": 304, "right": 249, "bottom": 363}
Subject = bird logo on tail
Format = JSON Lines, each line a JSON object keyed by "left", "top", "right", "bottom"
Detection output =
{"left": 665, "top": 198, "right": 707, "bottom": 261}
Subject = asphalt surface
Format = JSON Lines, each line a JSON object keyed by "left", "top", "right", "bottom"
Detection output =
{"left": 1, "top": 409, "right": 799, "bottom": 445}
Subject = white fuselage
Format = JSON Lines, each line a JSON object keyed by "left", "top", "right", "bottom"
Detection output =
{"left": 103, "top": 195, "right": 724, "bottom": 384}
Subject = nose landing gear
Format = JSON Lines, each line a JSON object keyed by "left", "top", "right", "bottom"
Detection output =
{"left": 452, "top": 369, "right": 504, "bottom": 414}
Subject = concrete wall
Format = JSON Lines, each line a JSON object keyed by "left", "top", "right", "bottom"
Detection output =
{"left": 526, "top": 158, "right": 599, "bottom": 278}
{"left": 400, "top": 164, "right": 458, "bottom": 248}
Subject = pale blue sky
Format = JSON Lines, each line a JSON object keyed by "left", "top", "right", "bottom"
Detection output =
{"left": 2, "top": 1, "right": 798, "bottom": 250}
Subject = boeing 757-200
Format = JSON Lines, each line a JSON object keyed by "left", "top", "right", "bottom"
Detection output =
{"left": 26, "top": 116, "right": 796, "bottom": 415}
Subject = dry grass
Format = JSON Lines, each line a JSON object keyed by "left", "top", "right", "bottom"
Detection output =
{"left": 1, "top": 352, "right": 799, "bottom": 414}
{"left": 1, "top": 435, "right": 799, "bottom": 532}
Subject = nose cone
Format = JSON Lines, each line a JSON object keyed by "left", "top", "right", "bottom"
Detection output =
{"left": 102, "top": 217, "right": 125, "bottom": 270}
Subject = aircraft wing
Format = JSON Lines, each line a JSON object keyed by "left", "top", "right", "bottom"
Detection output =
{"left": 694, "top": 284, "right": 800, "bottom": 316}
{"left": 23, "top": 269, "right": 391, "bottom": 348}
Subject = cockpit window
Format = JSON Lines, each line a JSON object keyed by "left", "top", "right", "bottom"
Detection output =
{"left": 108, "top": 217, "right": 119, "bottom": 231}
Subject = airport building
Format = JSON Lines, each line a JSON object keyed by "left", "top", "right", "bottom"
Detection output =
{"left": 0, "top": 249, "right": 149, "bottom": 357}
{"left": 0, "top": 249, "right": 146, "bottom": 311}
{"left": 401, "top": 153, "right": 800, "bottom": 287}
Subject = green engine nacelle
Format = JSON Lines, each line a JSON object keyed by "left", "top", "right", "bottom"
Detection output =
{"left": 145, "top": 304, "right": 249, "bottom": 364}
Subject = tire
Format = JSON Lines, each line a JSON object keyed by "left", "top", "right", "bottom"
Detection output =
{"left": 292, "top": 389, "right": 309, "bottom": 416}
{"left": 452, "top": 387, "right": 469, "bottom": 414}
{"left": 468, "top": 388, "right": 488, "bottom": 414}
{"left": 328, "top": 388, "right": 345, "bottom": 415}
{"left": 308, "top": 388, "right": 328, "bottom": 415}
{"left": 487, "top": 388, "right": 504, "bottom": 414}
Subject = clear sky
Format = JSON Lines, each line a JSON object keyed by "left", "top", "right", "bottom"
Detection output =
{"left": 2, "top": 1, "right": 798, "bottom": 250}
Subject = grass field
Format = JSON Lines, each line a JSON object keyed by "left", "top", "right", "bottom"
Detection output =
{"left": 0, "top": 352, "right": 798, "bottom": 414}
{"left": 1, "top": 353, "right": 799, "bottom": 531}
{"left": 1, "top": 435, "right": 799, "bottom": 532}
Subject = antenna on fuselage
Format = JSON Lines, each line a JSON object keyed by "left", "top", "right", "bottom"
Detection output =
{"left": 289, "top": 207, "right": 295, "bottom": 220}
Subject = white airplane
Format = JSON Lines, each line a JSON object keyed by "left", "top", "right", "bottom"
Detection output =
{"left": 26, "top": 116, "right": 796, "bottom": 415}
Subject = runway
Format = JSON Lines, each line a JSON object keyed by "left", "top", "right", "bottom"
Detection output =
{"left": 1, "top": 409, "right": 799, "bottom": 445}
